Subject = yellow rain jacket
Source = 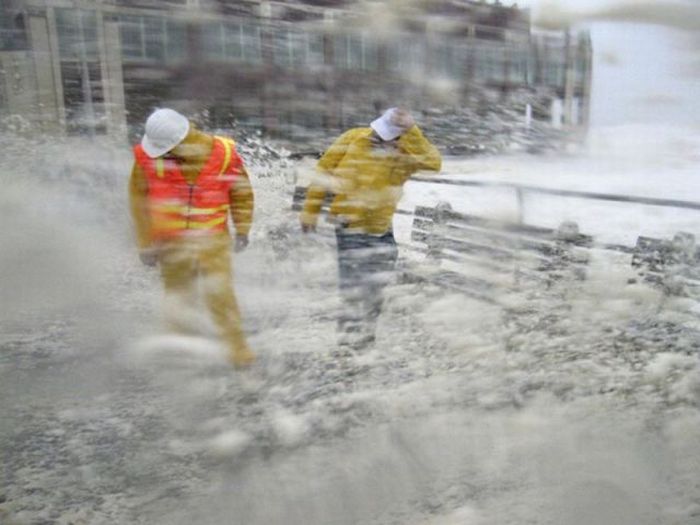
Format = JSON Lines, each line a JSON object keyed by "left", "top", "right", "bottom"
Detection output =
{"left": 301, "top": 125, "right": 442, "bottom": 234}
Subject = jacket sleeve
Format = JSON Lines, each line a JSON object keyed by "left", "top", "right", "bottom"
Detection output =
{"left": 398, "top": 125, "right": 442, "bottom": 173}
{"left": 128, "top": 162, "right": 153, "bottom": 250}
{"left": 300, "top": 185, "right": 328, "bottom": 228}
{"left": 229, "top": 162, "right": 254, "bottom": 237}
{"left": 301, "top": 129, "right": 359, "bottom": 227}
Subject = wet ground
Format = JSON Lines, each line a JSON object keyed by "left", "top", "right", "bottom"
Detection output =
{"left": 1, "top": 139, "right": 700, "bottom": 524}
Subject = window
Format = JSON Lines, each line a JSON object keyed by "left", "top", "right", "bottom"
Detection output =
{"left": 473, "top": 43, "right": 506, "bottom": 82}
{"left": 55, "top": 8, "right": 99, "bottom": 60}
{"left": 60, "top": 60, "right": 106, "bottom": 135}
{"left": 387, "top": 38, "right": 426, "bottom": 76}
{"left": 334, "top": 34, "right": 377, "bottom": 70}
{"left": 273, "top": 30, "right": 324, "bottom": 68}
{"left": 0, "top": 9, "right": 28, "bottom": 51}
{"left": 202, "top": 22, "right": 261, "bottom": 64}
{"left": 54, "top": 9, "right": 106, "bottom": 134}
{"left": 575, "top": 56, "right": 588, "bottom": 85}
{"left": 432, "top": 42, "right": 467, "bottom": 79}
{"left": 507, "top": 47, "right": 530, "bottom": 84}
{"left": 474, "top": 25, "right": 504, "bottom": 42}
{"left": 546, "top": 61, "right": 566, "bottom": 88}
{"left": 119, "top": 15, "right": 186, "bottom": 63}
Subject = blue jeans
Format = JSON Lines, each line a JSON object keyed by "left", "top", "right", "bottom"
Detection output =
{"left": 335, "top": 228, "right": 398, "bottom": 347}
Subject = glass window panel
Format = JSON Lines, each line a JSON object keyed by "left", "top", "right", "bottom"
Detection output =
{"left": 276, "top": 31, "right": 324, "bottom": 68}
{"left": 241, "top": 25, "right": 260, "bottom": 63}
{"left": 307, "top": 34, "right": 324, "bottom": 66}
{"left": 0, "top": 9, "right": 28, "bottom": 51}
{"left": 438, "top": 44, "right": 467, "bottom": 78}
{"left": 201, "top": 23, "right": 224, "bottom": 60}
{"left": 143, "top": 17, "right": 165, "bottom": 61}
{"left": 473, "top": 46, "right": 485, "bottom": 80}
{"left": 201, "top": 22, "right": 260, "bottom": 63}
{"left": 56, "top": 9, "right": 98, "bottom": 60}
{"left": 119, "top": 16, "right": 143, "bottom": 59}
{"left": 291, "top": 33, "right": 306, "bottom": 66}
{"left": 388, "top": 38, "right": 425, "bottom": 74}
{"left": 55, "top": 9, "right": 79, "bottom": 58}
{"left": 348, "top": 36, "right": 363, "bottom": 69}
{"left": 575, "top": 57, "right": 586, "bottom": 84}
{"left": 406, "top": 41, "right": 426, "bottom": 73}
{"left": 474, "top": 44, "right": 503, "bottom": 81}
{"left": 166, "top": 21, "right": 186, "bottom": 62}
{"left": 119, "top": 15, "right": 186, "bottom": 63}
{"left": 273, "top": 31, "right": 291, "bottom": 66}
{"left": 334, "top": 34, "right": 378, "bottom": 70}
{"left": 547, "top": 63, "right": 564, "bottom": 86}
{"left": 223, "top": 24, "right": 242, "bottom": 59}
{"left": 362, "top": 38, "right": 377, "bottom": 70}
{"left": 81, "top": 10, "right": 98, "bottom": 58}
{"left": 333, "top": 36, "right": 346, "bottom": 67}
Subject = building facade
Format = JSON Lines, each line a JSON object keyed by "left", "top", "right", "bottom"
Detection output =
{"left": 0, "top": 0, "right": 592, "bottom": 150}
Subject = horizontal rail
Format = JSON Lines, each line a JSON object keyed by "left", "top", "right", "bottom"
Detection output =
{"left": 410, "top": 177, "right": 700, "bottom": 212}
{"left": 291, "top": 202, "right": 413, "bottom": 217}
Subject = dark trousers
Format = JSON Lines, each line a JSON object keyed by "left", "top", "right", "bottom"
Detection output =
{"left": 335, "top": 228, "right": 398, "bottom": 347}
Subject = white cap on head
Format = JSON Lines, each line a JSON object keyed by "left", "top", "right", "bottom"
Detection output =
{"left": 370, "top": 107, "right": 403, "bottom": 141}
{"left": 141, "top": 108, "right": 190, "bottom": 158}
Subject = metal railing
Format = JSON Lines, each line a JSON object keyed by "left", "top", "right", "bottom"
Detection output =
{"left": 293, "top": 174, "right": 700, "bottom": 235}
{"left": 409, "top": 176, "right": 700, "bottom": 224}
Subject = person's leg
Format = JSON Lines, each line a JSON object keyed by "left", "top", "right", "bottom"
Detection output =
{"left": 359, "top": 232, "right": 399, "bottom": 343}
{"left": 159, "top": 242, "right": 199, "bottom": 334}
{"left": 199, "top": 238, "right": 255, "bottom": 368}
{"left": 335, "top": 229, "right": 370, "bottom": 347}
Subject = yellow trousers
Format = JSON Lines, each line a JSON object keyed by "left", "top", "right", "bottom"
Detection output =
{"left": 158, "top": 236, "right": 254, "bottom": 367}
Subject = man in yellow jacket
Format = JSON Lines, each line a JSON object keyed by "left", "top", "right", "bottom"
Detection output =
{"left": 129, "top": 108, "right": 255, "bottom": 368}
{"left": 301, "top": 107, "right": 442, "bottom": 350}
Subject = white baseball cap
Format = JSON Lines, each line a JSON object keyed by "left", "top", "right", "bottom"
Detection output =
{"left": 141, "top": 108, "right": 190, "bottom": 158}
{"left": 370, "top": 108, "right": 403, "bottom": 141}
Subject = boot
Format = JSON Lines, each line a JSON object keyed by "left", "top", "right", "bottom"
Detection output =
{"left": 229, "top": 343, "right": 256, "bottom": 369}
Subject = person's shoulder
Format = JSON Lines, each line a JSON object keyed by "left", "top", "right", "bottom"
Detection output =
{"left": 209, "top": 134, "right": 243, "bottom": 174}
{"left": 213, "top": 134, "right": 237, "bottom": 147}
{"left": 213, "top": 134, "right": 241, "bottom": 159}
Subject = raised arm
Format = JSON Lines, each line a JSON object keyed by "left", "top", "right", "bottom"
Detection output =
{"left": 398, "top": 125, "right": 442, "bottom": 173}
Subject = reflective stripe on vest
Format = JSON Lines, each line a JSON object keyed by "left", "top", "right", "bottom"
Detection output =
{"left": 156, "top": 157, "right": 165, "bottom": 179}
{"left": 216, "top": 136, "right": 234, "bottom": 176}
{"left": 151, "top": 215, "right": 228, "bottom": 231}
{"left": 150, "top": 203, "right": 230, "bottom": 216}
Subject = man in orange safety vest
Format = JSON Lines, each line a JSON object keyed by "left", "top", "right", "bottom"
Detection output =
{"left": 129, "top": 108, "right": 255, "bottom": 368}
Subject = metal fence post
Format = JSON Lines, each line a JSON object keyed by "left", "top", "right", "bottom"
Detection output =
{"left": 426, "top": 201, "right": 452, "bottom": 260}
{"left": 516, "top": 187, "right": 525, "bottom": 224}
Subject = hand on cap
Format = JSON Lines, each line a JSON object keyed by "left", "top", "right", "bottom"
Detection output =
{"left": 391, "top": 108, "right": 415, "bottom": 131}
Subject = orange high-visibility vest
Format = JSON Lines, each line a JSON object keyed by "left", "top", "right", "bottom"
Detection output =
{"left": 133, "top": 136, "right": 241, "bottom": 241}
